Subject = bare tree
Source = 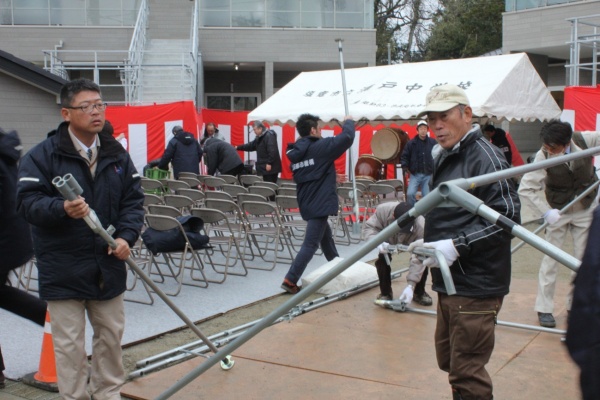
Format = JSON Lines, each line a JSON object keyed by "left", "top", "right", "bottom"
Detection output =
{"left": 374, "top": 0, "right": 437, "bottom": 64}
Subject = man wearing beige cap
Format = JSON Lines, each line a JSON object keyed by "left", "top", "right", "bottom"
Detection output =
{"left": 407, "top": 84, "right": 520, "bottom": 400}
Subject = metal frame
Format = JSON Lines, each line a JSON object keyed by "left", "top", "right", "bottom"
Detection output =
{"left": 155, "top": 146, "right": 600, "bottom": 399}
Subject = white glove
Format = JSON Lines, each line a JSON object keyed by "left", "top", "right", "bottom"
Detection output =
{"left": 378, "top": 242, "right": 390, "bottom": 254}
{"left": 406, "top": 239, "right": 424, "bottom": 253}
{"left": 544, "top": 209, "right": 561, "bottom": 225}
{"left": 422, "top": 239, "right": 459, "bottom": 268}
{"left": 399, "top": 284, "right": 414, "bottom": 304}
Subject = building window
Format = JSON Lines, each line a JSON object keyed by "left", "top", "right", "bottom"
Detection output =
{"left": 199, "top": 0, "right": 373, "bottom": 29}
{"left": 206, "top": 94, "right": 260, "bottom": 111}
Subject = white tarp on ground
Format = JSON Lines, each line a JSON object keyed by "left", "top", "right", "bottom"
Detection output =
{"left": 248, "top": 53, "right": 561, "bottom": 126}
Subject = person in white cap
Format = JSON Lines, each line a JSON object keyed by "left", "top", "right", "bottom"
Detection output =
{"left": 400, "top": 120, "right": 437, "bottom": 205}
{"left": 409, "top": 84, "right": 520, "bottom": 400}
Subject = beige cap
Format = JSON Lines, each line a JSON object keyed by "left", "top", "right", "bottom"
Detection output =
{"left": 417, "top": 84, "right": 470, "bottom": 118}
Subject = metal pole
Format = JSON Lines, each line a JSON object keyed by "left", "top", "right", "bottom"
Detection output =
{"left": 51, "top": 174, "right": 234, "bottom": 369}
{"left": 335, "top": 38, "right": 361, "bottom": 234}
{"left": 387, "top": 42, "right": 391, "bottom": 65}
{"left": 512, "top": 179, "right": 600, "bottom": 253}
{"left": 155, "top": 201, "right": 421, "bottom": 399}
{"left": 402, "top": 307, "right": 566, "bottom": 335}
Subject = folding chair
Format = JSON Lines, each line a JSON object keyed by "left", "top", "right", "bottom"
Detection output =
{"left": 147, "top": 204, "right": 182, "bottom": 218}
{"left": 275, "top": 195, "right": 308, "bottom": 250}
{"left": 366, "top": 183, "right": 398, "bottom": 207}
{"left": 239, "top": 174, "right": 263, "bottom": 187}
{"left": 204, "top": 176, "right": 227, "bottom": 190}
{"left": 176, "top": 188, "right": 206, "bottom": 208}
{"left": 240, "top": 200, "right": 295, "bottom": 270}
{"left": 124, "top": 249, "right": 155, "bottom": 305}
{"left": 248, "top": 185, "right": 276, "bottom": 200}
{"left": 178, "top": 176, "right": 202, "bottom": 190}
{"left": 190, "top": 208, "right": 249, "bottom": 278}
{"left": 219, "top": 174, "right": 239, "bottom": 185}
{"left": 205, "top": 190, "right": 234, "bottom": 202}
{"left": 141, "top": 177, "right": 167, "bottom": 196}
{"left": 333, "top": 186, "right": 367, "bottom": 245}
{"left": 277, "top": 187, "right": 297, "bottom": 197}
{"left": 178, "top": 172, "right": 199, "bottom": 179}
{"left": 252, "top": 181, "right": 279, "bottom": 191}
{"left": 378, "top": 178, "right": 405, "bottom": 201}
{"left": 164, "top": 179, "right": 190, "bottom": 194}
{"left": 144, "top": 193, "right": 164, "bottom": 212}
{"left": 144, "top": 214, "right": 210, "bottom": 296}
{"left": 221, "top": 183, "right": 248, "bottom": 201}
{"left": 163, "top": 194, "right": 195, "bottom": 215}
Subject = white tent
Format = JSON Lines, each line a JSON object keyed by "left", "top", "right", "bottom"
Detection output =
{"left": 248, "top": 53, "right": 561, "bottom": 125}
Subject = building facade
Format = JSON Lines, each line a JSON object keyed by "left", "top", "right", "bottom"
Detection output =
{"left": 0, "top": 0, "right": 376, "bottom": 150}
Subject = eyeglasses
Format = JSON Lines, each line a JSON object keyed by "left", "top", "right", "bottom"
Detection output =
{"left": 64, "top": 102, "right": 107, "bottom": 114}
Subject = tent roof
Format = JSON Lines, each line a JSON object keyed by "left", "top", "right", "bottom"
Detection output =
{"left": 248, "top": 53, "right": 561, "bottom": 126}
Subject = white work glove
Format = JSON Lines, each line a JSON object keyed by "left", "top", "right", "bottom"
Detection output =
{"left": 406, "top": 239, "right": 424, "bottom": 253}
{"left": 399, "top": 284, "right": 414, "bottom": 304}
{"left": 378, "top": 242, "right": 390, "bottom": 254}
{"left": 544, "top": 209, "right": 561, "bottom": 225}
{"left": 421, "top": 239, "right": 459, "bottom": 268}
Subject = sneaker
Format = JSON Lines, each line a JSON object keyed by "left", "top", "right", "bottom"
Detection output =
{"left": 281, "top": 279, "right": 301, "bottom": 294}
{"left": 413, "top": 291, "right": 433, "bottom": 306}
{"left": 538, "top": 312, "right": 556, "bottom": 328}
{"left": 376, "top": 293, "right": 393, "bottom": 301}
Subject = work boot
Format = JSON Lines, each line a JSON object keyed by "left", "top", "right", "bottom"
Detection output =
{"left": 537, "top": 312, "right": 556, "bottom": 328}
{"left": 413, "top": 291, "right": 433, "bottom": 306}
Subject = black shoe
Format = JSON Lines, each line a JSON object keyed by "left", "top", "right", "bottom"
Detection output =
{"left": 538, "top": 312, "right": 556, "bottom": 328}
{"left": 0, "top": 371, "right": 5, "bottom": 389}
{"left": 281, "top": 279, "right": 302, "bottom": 294}
{"left": 413, "top": 291, "right": 433, "bottom": 306}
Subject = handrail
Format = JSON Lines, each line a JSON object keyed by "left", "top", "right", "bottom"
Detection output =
{"left": 125, "top": 0, "right": 149, "bottom": 104}
{"left": 189, "top": 0, "right": 199, "bottom": 107}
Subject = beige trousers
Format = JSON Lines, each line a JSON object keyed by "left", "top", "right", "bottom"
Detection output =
{"left": 47, "top": 294, "right": 125, "bottom": 400}
{"left": 535, "top": 209, "right": 592, "bottom": 314}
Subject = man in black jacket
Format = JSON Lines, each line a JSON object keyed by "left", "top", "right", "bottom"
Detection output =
{"left": 17, "top": 78, "right": 144, "bottom": 399}
{"left": 203, "top": 137, "right": 244, "bottom": 177}
{"left": 0, "top": 128, "right": 47, "bottom": 388}
{"left": 409, "top": 84, "right": 520, "bottom": 400}
{"left": 158, "top": 125, "right": 203, "bottom": 179}
{"left": 281, "top": 114, "right": 355, "bottom": 294}
{"left": 400, "top": 120, "right": 437, "bottom": 205}
{"left": 236, "top": 121, "right": 281, "bottom": 183}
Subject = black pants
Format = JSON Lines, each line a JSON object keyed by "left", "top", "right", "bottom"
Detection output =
{"left": 0, "top": 271, "right": 47, "bottom": 371}
{"left": 223, "top": 163, "right": 245, "bottom": 178}
{"left": 375, "top": 254, "right": 429, "bottom": 297}
{"left": 261, "top": 174, "right": 278, "bottom": 184}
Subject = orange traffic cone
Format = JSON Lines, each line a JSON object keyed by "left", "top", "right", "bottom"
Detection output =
{"left": 22, "top": 311, "right": 58, "bottom": 392}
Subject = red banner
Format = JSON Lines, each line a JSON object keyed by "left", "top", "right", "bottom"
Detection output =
{"left": 564, "top": 85, "right": 600, "bottom": 131}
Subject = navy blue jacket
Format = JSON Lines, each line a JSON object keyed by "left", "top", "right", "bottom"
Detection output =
{"left": 286, "top": 119, "right": 355, "bottom": 220}
{"left": 567, "top": 205, "right": 600, "bottom": 399}
{"left": 0, "top": 129, "right": 33, "bottom": 272}
{"left": 400, "top": 135, "right": 437, "bottom": 175}
{"left": 17, "top": 122, "right": 144, "bottom": 301}
{"left": 158, "top": 131, "right": 203, "bottom": 179}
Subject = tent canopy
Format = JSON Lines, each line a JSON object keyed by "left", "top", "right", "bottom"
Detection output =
{"left": 248, "top": 53, "right": 561, "bottom": 126}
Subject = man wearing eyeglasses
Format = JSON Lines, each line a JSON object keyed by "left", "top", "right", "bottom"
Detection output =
{"left": 518, "top": 119, "right": 600, "bottom": 329}
{"left": 16, "top": 78, "right": 144, "bottom": 400}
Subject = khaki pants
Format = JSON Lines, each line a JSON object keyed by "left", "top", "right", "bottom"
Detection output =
{"left": 48, "top": 294, "right": 125, "bottom": 400}
{"left": 535, "top": 208, "right": 592, "bottom": 314}
{"left": 435, "top": 294, "right": 503, "bottom": 400}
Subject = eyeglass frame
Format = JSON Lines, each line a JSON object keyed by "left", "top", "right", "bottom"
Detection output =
{"left": 63, "top": 102, "right": 108, "bottom": 114}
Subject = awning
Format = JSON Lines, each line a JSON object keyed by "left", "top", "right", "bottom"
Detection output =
{"left": 248, "top": 53, "right": 561, "bottom": 126}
